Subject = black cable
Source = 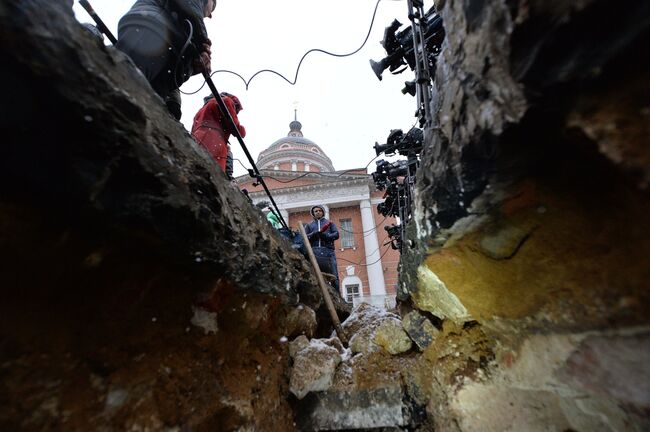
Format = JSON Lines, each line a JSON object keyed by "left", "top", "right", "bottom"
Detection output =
{"left": 231, "top": 150, "right": 399, "bottom": 238}
{"left": 337, "top": 239, "right": 393, "bottom": 267}
{"left": 233, "top": 155, "right": 390, "bottom": 236}
{"left": 173, "top": 20, "right": 195, "bottom": 91}
{"left": 340, "top": 215, "right": 387, "bottom": 237}
{"left": 180, "top": 0, "right": 383, "bottom": 94}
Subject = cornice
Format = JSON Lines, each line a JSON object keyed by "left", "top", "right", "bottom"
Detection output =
{"left": 236, "top": 169, "right": 371, "bottom": 184}
{"left": 257, "top": 149, "right": 334, "bottom": 170}
{"left": 246, "top": 177, "right": 373, "bottom": 196}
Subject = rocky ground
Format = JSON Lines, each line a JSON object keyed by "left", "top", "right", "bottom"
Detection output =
{"left": 0, "top": 2, "right": 347, "bottom": 430}
{"left": 1, "top": 0, "right": 649, "bottom": 431}
{"left": 399, "top": 0, "right": 650, "bottom": 430}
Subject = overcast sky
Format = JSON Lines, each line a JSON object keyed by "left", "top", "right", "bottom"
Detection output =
{"left": 72, "top": 0, "right": 430, "bottom": 177}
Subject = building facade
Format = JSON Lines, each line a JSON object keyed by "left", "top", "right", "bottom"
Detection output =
{"left": 236, "top": 119, "right": 400, "bottom": 308}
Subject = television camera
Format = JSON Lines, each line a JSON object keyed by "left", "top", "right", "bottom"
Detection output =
{"left": 371, "top": 159, "right": 414, "bottom": 189}
{"left": 369, "top": 10, "right": 444, "bottom": 81}
{"left": 373, "top": 127, "right": 423, "bottom": 157}
{"left": 376, "top": 182, "right": 402, "bottom": 217}
{"left": 384, "top": 224, "right": 402, "bottom": 250}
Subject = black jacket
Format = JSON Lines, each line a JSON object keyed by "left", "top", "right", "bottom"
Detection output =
{"left": 117, "top": 0, "right": 208, "bottom": 98}
{"left": 119, "top": 0, "right": 208, "bottom": 45}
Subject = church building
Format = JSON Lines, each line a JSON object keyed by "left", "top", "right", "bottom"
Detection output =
{"left": 236, "top": 118, "right": 399, "bottom": 308}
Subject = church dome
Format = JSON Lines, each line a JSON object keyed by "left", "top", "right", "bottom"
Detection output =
{"left": 257, "top": 117, "right": 335, "bottom": 172}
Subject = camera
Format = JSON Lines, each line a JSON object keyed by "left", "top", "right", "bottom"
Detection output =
{"left": 371, "top": 159, "right": 391, "bottom": 187}
{"left": 369, "top": 10, "right": 445, "bottom": 81}
{"left": 385, "top": 223, "right": 400, "bottom": 237}
{"left": 377, "top": 200, "right": 394, "bottom": 217}
{"left": 384, "top": 224, "right": 402, "bottom": 250}
{"left": 372, "top": 159, "right": 412, "bottom": 188}
{"left": 376, "top": 182, "right": 407, "bottom": 218}
{"left": 374, "top": 127, "right": 423, "bottom": 156}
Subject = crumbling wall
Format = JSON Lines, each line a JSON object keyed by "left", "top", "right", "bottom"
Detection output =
{"left": 401, "top": 0, "right": 650, "bottom": 430}
{"left": 0, "top": 1, "right": 347, "bottom": 430}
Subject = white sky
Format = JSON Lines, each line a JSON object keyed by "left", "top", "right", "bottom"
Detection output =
{"left": 72, "top": 0, "right": 430, "bottom": 177}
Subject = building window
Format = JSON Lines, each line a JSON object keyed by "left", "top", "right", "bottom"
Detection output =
{"left": 339, "top": 219, "right": 354, "bottom": 248}
{"left": 345, "top": 284, "right": 360, "bottom": 303}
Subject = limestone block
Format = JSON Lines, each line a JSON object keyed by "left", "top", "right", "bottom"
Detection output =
{"left": 321, "top": 336, "right": 345, "bottom": 354}
{"left": 295, "top": 387, "right": 406, "bottom": 430}
{"left": 402, "top": 311, "right": 439, "bottom": 351}
{"left": 452, "top": 384, "right": 574, "bottom": 432}
{"left": 348, "top": 329, "right": 378, "bottom": 356}
{"left": 341, "top": 302, "right": 398, "bottom": 336}
{"left": 559, "top": 332, "right": 650, "bottom": 406}
{"left": 373, "top": 318, "right": 412, "bottom": 355}
{"left": 289, "top": 335, "right": 310, "bottom": 359}
{"left": 290, "top": 339, "right": 342, "bottom": 399}
{"left": 285, "top": 304, "right": 317, "bottom": 338}
{"left": 412, "top": 265, "right": 469, "bottom": 323}
{"left": 342, "top": 303, "right": 402, "bottom": 355}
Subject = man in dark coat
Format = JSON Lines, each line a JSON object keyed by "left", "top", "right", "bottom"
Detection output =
{"left": 304, "top": 205, "right": 340, "bottom": 289}
{"left": 116, "top": 0, "right": 215, "bottom": 119}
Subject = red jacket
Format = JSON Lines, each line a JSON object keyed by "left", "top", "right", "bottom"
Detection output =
{"left": 191, "top": 95, "right": 246, "bottom": 172}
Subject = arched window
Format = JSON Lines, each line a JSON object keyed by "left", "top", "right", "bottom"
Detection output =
{"left": 341, "top": 276, "right": 363, "bottom": 304}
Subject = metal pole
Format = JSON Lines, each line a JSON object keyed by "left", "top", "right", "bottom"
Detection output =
{"left": 406, "top": 0, "right": 433, "bottom": 130}
{"left": 78, "top": 0, "right": 117, "bottom": 44}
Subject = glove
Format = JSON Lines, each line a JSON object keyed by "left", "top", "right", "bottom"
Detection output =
{"left": 192, "top": 40, "right": 212, "bottom": 74}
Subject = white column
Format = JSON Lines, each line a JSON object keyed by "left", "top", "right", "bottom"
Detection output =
{"left": 304, "top": 162, "right": 310, "bottom": 172}
{"left": 291, "top": 160, "right": 297, "bottom": 171}
{"left": 359, "top": 200, "right": 386, "bottom": 296}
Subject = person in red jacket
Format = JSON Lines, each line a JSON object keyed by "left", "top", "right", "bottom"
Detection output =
{"left": 191, "top": 93, "right": 246, "bottom": 173}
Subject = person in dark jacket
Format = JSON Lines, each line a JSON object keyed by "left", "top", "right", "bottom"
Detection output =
{"left": 116, "top": 0, "right": 215, "bottom": 119}
{"left": 225, "top": 147, "right": 234, "bottom": 180}
{"left": 192, "top": 92, "right": 245, "bottom": 174}
{"left": 304, "top": 205, "right": 340, "bottom": 289}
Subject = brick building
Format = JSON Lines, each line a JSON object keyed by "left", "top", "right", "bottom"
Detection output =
{"left": 236, "top": 118, "right": 400, "bottom": 308}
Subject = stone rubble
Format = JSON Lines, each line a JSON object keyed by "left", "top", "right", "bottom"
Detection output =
{"left": 402, "top": 310, "right": 440, "bottom": 351}
{"left": 289, "top": 338, "right": 343, "bottom": 400}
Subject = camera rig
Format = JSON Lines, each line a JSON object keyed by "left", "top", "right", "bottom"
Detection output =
{"left": 369, "top": 1, "right": 445, "bottom": 254}
{"left": 372, "top": 128, "right": 421, "bottom": 253}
